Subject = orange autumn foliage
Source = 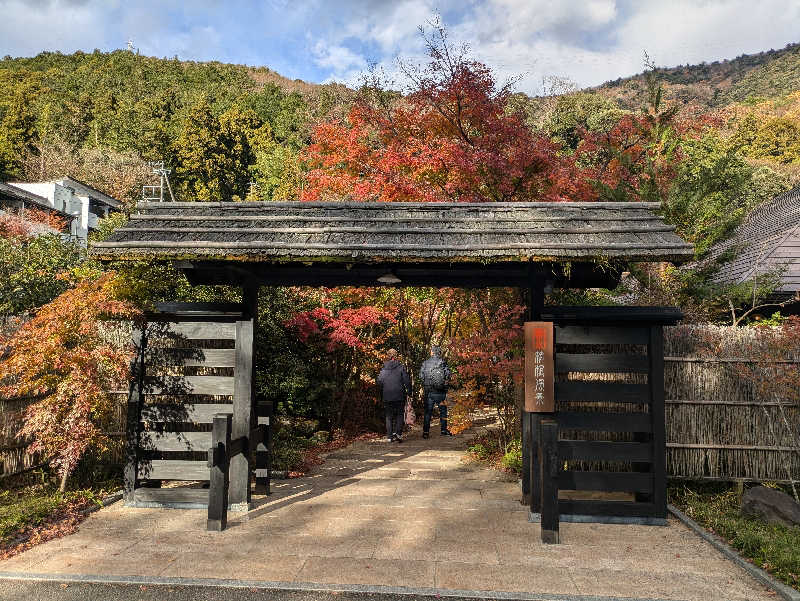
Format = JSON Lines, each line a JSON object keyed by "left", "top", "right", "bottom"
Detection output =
{"left": 0, "top": 207, "right": 68, "bottom": 240}
{"left": 0, "top": 274, "right": 140, "bottom": 488}
{"left": 301, "top": 33, "right": 594, "bottom": 203}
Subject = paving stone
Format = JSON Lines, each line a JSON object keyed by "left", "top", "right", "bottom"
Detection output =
{"left": 435, "top": 561, "right": 578, "bottom": 594}
{"left": 296, "top": 557, "right": 434, "bottom": 587}
{"left": 570, "top": 568, "right": 773, "bottom": 601}
{"left": 160, "top": 550, "right": 306, "bottom": 581}
{"left": 0, "top": 416, "right": 779, "bottom": 601}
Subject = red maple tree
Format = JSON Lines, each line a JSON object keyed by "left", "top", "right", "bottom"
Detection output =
{"left": 301, "top": 25, "right": 594, "bottom": 204}
{"left": 0, "top": 274, "right": 140, "bottom": 490}
{"left": 285, "top": 288, "right": 396, "bottom": 431}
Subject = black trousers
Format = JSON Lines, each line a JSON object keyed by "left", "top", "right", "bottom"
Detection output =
{"left": 384, "top": 401, "right": 404, "bottom": 438}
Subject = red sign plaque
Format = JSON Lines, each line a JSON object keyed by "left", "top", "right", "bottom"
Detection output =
{"left": 524, "top": 321, "right": 554, "bottom": 412}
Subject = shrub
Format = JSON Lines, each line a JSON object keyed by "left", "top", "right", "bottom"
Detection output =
{"left": 0, "top": 274, "right": 140, "bottom": 490}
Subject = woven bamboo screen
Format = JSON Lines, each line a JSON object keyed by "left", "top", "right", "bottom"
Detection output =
{"left": 665, "top": 324, "right": 800, "bottom": 482}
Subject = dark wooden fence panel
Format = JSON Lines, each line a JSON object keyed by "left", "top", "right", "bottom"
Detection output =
{"left": 127, "top": 303, "right": 243, "bottom": 508}
{"left": 536, "top": 307, "right": 680, "bottom": 523}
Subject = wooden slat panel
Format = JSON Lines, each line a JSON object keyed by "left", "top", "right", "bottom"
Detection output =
{"left": 153, "top": 302, "right": 243, "bottom": 317}
{"left": 138, "top": 459, "right": 209, "bottom": 480}
{"left": 124, "top": 328, "right": 144, "bottom": 504}
{"left": 559, "top": 499, "right": 658, "bottom": 518}
{"left": 145, "top": 348, "right": 236, "bottom": 367}
{"left": 649, "top": 325, "right": 666, "bottom": 515}
{"left": 140, "top": 431, "right": 212, "bottom": 452}
{"left": 133, "top": 488, "right": 208, "bottom": 505}
{"left": 556, "top": 353, "right": 649, "bottom": 373}
{"left": 559, "top": 440, "right": 652, "bottom": 462}
{"left": 143, "top": 376, "right": 233, "bottom": 395}
{"left": 141, "top": 403, "right": 233, "bottom": 424}
{"left": 556, "top": 382, "right": 650, "bottom": 404}
{"left": 230, "top": 300, "right": 255, "bottom": 507}
{"left": 555, "top": 326, "right": 649, "bottom": 345}
{"left": 559, "top": 470, "right": 653, "bottom": 493}
{"left": 558, "top": 411, "right": 651, "bottom": 432}
{"left": 157, "top": 322, "right": 236, "bottom": 340}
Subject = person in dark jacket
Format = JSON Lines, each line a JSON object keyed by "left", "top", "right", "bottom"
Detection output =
{"left": 377, "top": 348, "right": 410, "bottom": 442}
{"left": 419, "top": 345, "right": 453, "bottom": 438}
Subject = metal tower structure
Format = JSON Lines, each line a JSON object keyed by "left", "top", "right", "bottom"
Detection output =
{"left": 142, "top": 161, "right": 176, "bottom": 203}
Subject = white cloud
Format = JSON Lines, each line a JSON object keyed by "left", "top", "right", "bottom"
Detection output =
{"left": 0, "top": 0, "right": 798, "bottom": 95}
{"left": 0, "top": 0, "right": 107, "bottom": 56}
{"left": 311, "top": 40, "right": 367, "bottom": 73}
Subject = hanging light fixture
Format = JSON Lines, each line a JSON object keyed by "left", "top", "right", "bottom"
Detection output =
{"left": 377, "top": 271, "right": 401, "bottom": 284}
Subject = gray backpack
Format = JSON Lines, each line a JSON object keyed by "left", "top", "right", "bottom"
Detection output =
{"left": 421, "top": 357, "right": 450, "bottom": 390}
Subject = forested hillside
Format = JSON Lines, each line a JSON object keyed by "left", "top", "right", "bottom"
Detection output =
{"left": 0, "top": 50, "right": 350, "bottom": 202}
{"left": 2, "top": 43, "right": 799, "bottom": 208}
{"left": 599, "top": 42, "right": 800, "bottom": 109}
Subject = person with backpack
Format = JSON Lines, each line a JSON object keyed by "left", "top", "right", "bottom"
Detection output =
{"left": 419, "top": 345, "right": 453, "bottom": 438}
{"left": 377, "top": 348, "right": 411, "bottom": 443}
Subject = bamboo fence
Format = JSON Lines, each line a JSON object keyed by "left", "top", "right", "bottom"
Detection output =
{"left": 665, "top": 324, "right": 800, "bottom": 483}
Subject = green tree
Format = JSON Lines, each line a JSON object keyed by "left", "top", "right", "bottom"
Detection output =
{"left": 664, "top": 131, "right": 790, "bottom": 256}
{"left": 545, "top": 92, "right": 626, "bottom": 150}
{"left": 251, "top": 144, "right": 302, "bottom": 200}
{"left": 0, "top": 78, "right": 40, "bottom": 178}
{"left": 244, "top": 83, "right": 309, "bottom": 148}
{"left": 750, "top": 117, "right": 800, "bottom": 163}
{"left": 0, "top": 234, "right": 84, "bottom": 316}
{"left": 174, "top": 98, "right": 273, "bottom": 201}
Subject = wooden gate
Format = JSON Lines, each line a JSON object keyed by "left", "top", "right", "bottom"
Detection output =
{"left": 525, "top": 307, "right": 681, "bottom": 525}
{"left": 124, "top": 301, "right": 265, "bottom": 509}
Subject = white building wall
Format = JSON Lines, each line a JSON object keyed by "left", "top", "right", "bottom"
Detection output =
{"left": 63, "top": 194, "right": 87, "bottom": 242}
{"left": 8, "top": 180, "right": 119, "bottom": 245}
{"left": 53, "top": 185, "right": 71, "bottom": 213}
{"left": 9, "top": 182, "right": 57, "bottom": 209}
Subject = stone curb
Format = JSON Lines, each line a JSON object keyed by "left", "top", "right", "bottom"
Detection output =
{"left": 74, "top": 490, "right": 123, "bottom": 516}
{"left": 0, "top": 571, "right": 676, "bottom": 601}
{"left": 668, "top": 504, "right": 800, "bottom": 601}
{"left": 96, "top": 491, "right": 123, "bottom": 508}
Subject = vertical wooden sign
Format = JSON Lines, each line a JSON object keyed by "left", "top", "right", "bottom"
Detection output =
{"left": 524, "top": 321, "right": 554, "bottom": 412}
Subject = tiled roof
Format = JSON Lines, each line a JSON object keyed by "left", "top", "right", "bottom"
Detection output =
{"left": 710, "top": 186, "right": 800, "bottom": 294}
{"left": 0, "top": 182, "right": 64, "bottom": 214}
{"left": 91, "top": 201, "right": 694, "bottom": 264}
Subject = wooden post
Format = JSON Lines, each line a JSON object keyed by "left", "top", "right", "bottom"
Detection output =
{"left": 207, "top": 413, "right": 232, "bottom": 531}
{"left": 229, "top": 287, "right": 257, "bottom": 508}
{"left": 649, "top": 325, "right": 667, "bottom": 518}
{"left": 255, "top": 401, "right": 272, "bottom": 495}
{"left": 528, "top": 413, "right": 543, "bottom": 513}
{"left": 539, "top": 418, "right": 559, "bottom": 544}
{"left": 523, "top": 280, "right": 545, "bottom": 506}
{"left": 124, "top": 327, "right": 145, "bottom": 505}
{"left": 521, "top": 410, "right": 530, "bottom": 504}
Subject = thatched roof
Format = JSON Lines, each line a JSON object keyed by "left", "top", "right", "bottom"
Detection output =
{"left": 710, "top": 185, "right": 800, "bottom": 296}
{"left": 92, "top": 201, "right": 693, "bottom": 264}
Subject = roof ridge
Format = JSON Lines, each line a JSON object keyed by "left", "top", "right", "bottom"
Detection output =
{"left": 135, "top": 201, "right": 663, "bottom": 210}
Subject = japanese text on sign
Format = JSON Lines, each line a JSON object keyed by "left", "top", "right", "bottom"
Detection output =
{"left": 524, "top": 321, "right": 554, "bottom": 412}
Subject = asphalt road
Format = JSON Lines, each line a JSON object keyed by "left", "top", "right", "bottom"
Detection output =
{"left": 0, "top": 577, "right": 656, "bottom": 601}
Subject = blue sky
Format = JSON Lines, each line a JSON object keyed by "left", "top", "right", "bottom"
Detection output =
{"left": 1, "top": 0, "right": 799, "bottom": 94}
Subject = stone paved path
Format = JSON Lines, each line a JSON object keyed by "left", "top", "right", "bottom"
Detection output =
{"left": 0, "top": 415, "right": 778, "bottom": 600}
